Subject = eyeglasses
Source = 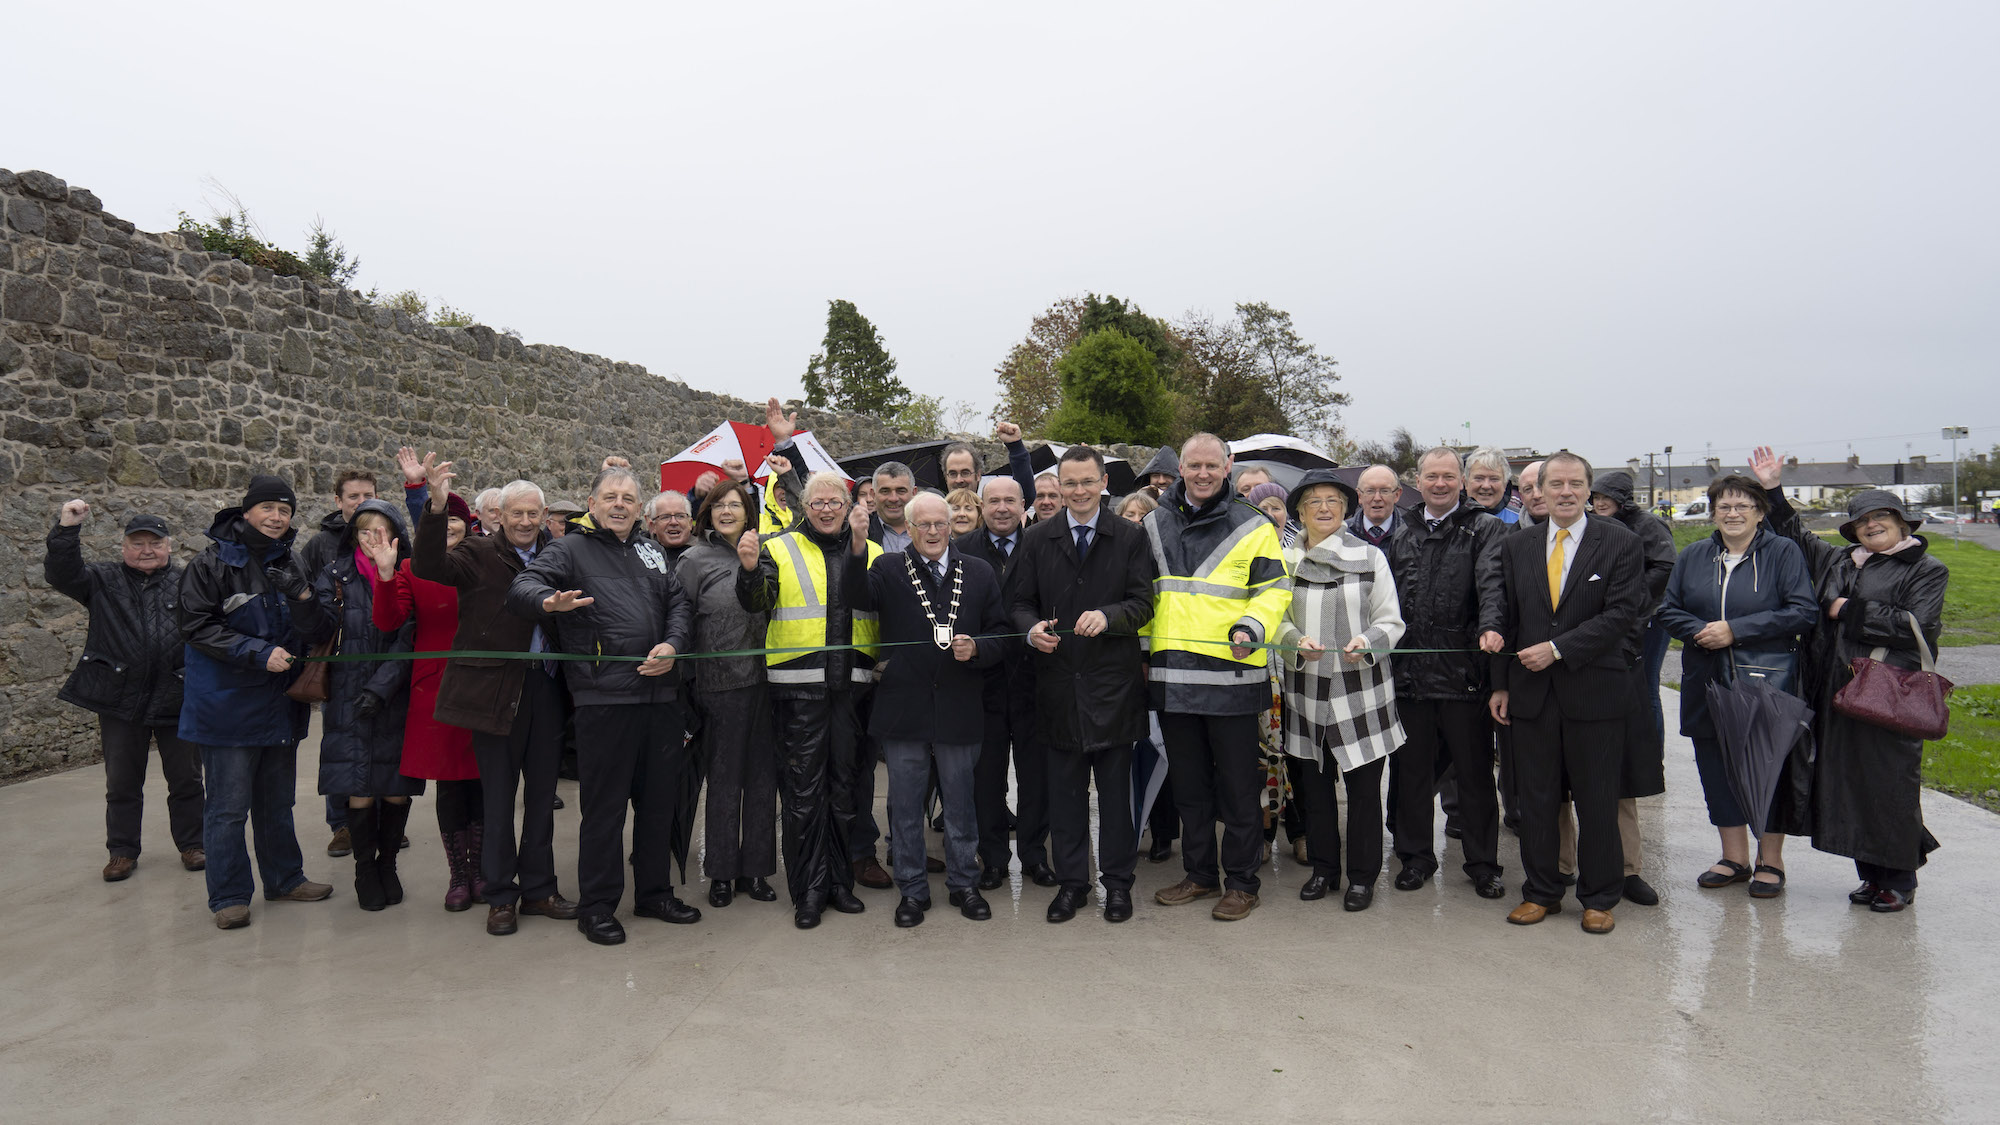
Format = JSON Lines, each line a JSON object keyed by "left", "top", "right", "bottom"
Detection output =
{"left": 912, "top": 520, "right": 952, "bottom": 532}
{"left": 807, "top": 499, "right": 846, "bottom": 511}
{"left": 1358, "top": 487, "right": 1399, "bottom": 497}
{"left": 1713, "top": 503, "right": 1757, "bottom": 515}
{"left": 651, "top": 513, "right": 690, "bottom": 522}
{"left": 1300, "top": 497, "right": 1346, "bottom": 511}
{"left": 1059, "top": 478, "right": 1101, "bottom": 490}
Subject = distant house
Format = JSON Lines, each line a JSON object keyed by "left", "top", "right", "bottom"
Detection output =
{"left": 1617, "top": 453, "right": 1955, "bottom": 508}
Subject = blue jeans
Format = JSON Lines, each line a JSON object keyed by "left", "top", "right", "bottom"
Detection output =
{"left": 882, "top": 739, "right": 980, "bottom": 896}
{"left": 325, "top": 794, "right": 347, "bottom": 831}
{"left": 201, "top": 743, "right": 309, "bottom": 911}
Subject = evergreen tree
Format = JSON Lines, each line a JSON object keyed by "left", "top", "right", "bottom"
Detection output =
{"left": 1044, "top": 328, "right": 1173, "bottom": 445}
{"left": 803, "top": 299, "right": 908, "bottom": 414}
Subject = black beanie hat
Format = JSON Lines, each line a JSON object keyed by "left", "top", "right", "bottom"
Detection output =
{"left": 241, "top": 474, "right": 297, "bottom": 512}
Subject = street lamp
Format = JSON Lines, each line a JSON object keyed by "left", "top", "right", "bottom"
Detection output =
{"left": 1944, "top": 426, "right": 1969, "bottom": 542}
{"left": 1664, "top": 446, "right": 1673, "bottom": 511}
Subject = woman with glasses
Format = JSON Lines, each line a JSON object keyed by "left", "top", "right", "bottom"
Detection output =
{"left": 1657, "top": 474, "right": 1817, "bottom": 897}
{"left": 1748, "top": 448, "right": 1950, "bottom": 912}
{"left": 677, "top": 481, "right": 780, "bottom": 908}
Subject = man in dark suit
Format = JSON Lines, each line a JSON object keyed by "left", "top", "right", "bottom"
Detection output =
{"left": 1347, "top": 464, "right": 1405, "bottom": 559}
{"left": 1488, "top": 451, "right": 1648, "bottom": 935}
{"left": 955, "top": 475, "right": 1056, "bottom": 889}
{"left": 851, "top": 493, "right": 1007, "bottom": 927}
{"left": 1009, "top": 446, "right": 1156, "bottom": 924}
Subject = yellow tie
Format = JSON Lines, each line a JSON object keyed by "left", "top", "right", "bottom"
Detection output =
{"left": 1548, "top": 527, "right": 1569, "bottom": 607}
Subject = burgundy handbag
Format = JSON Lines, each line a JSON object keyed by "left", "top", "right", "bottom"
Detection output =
{"left": 1832, "top": 612, "right": 1953, "bottom": 740}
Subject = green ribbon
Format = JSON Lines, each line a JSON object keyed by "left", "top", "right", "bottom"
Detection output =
{"left": 295, "top": 633, "right": 1510, "bottom": 664}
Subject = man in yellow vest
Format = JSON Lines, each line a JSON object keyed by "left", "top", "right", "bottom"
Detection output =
{"left": 1145, "top": 434, "right": 1293, "bottom": 922}
{"left": 735, "top": 471, "right": 882, "bottom": 930}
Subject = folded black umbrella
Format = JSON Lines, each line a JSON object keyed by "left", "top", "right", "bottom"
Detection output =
{"left": 1707, "top": 671, "right": 1815, "bottom": 837}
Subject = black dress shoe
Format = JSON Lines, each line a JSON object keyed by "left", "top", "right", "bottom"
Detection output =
{"left": 828, "top": 886, "right": 866, "bottom": 914}
{"left": 1147, "top": 839, "right": 1174, "bottom": 863}
{"left": 1299, "top": 874, "right": 1332, "bottom": 901}
{"left": 977, "top": 864, "right": 1007, "bottom": 891}
{"left": 1869, "top": 887, "right": 1916, "bottom": 913}
{"left": 1343, "top": 883, "right": 1375, "bottom": 912}
{"left": 1046, "top": 885, "right": 1088, "bottom": 923}
{"left": 894, "top": 896, "right": 927, "bottom": 927}
{"left": 1443, "top": 821, "right": 1464, "bottom": 841}
{"left": 1103, "top": 888, "right": 1133, "bottom": 923}
{"left": 552, "top": 794, "right": 565, "bottom": 810}
{"left": 949, "top": 888, "right": 991, "bottom": 920}
{"left": 635, "top": 897, "right": 702, "bottom": 924}
{"left": 1559, "top": 871, "right": 1578, "bottom": 886}
{"left": 1393, "top": 865, "right": 1429, "bottom": 891}
{"left": 577, "top": 914, "right": 625, "bottom": 945}
{"left": 736, "top": 876, "right": 778, "bottom": 902}
{"left": 795, "top": 897, "right": 824, "bottom": 929}
{"left": 1622, "top": 874, "right": 1660, "bottom": 907}
{"left": 1474, "top": 875, "right": 1506, "bottom": 900}
{"left": 1849, "top": 881, "right": 1880, "bottom": 905}
{"left": 708, "top": 880, "right": 733, "bottom": 908}
{"left": 1025, "top": 861, "right": 1060, "bottom": 888}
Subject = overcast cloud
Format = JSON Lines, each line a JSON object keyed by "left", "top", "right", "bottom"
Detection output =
{"left": 10, "top": 2, "right": 1996, "bottom": 468}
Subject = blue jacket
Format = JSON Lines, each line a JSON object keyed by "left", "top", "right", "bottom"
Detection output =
{"left": 177, "top": 509, "right": 320, "bottom": 747}
{"left": 1656, "top": 524, "right": 1817, "bottom": 740}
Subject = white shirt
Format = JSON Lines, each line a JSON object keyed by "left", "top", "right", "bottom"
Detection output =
{"left": 1545, "top": 514, "right": 1587, "bottom": 599}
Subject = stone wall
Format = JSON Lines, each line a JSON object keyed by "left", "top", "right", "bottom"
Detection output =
{"left": 0, "top": 167, "right": 917, "bottom": 778}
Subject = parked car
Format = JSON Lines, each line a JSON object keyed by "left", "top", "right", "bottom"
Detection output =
{"left": 1672, "top": 499, "right": 1710, "bottom": 522}
{"left": 1921, "top": 507, "right": 1970, "bottom": 525}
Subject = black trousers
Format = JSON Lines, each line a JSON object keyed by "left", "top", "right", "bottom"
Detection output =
{"left": 573, "top": 701, "right": 686, "bottom": 919}
{"left": 1390, "top": 698, "right": 1502, "bottom": 879}
{"left": 696, "top": 683, "right": 777, "bottom": 881}
{"left": 1160, "top": 712, "right": 1264, "bottom": 895}
{"left": 975, "top": 693, "right": 1049, "bottom": 871}
{"left": 1290, "top": 753, "right": 1387, "bottom": 886}
{"left": 774, "top": 691, "right": 866, "bottom": 906}
{"left": 472, "top": 666, "right": 566, "bottom": 906}
{"left": 1148, "top": 767, "right": 1180, "bottom": 844}
{"left": 1046, "top": 744, "right": 1136, "bottom": 892}
{"left": 101, "top": 715, "right": 204, "bottom": 857}
{"left": 1514, "top": 705, "right": 1624, "bottom": 911}
{"left": 846, "top": 693, "right": 882, "bottom": 864}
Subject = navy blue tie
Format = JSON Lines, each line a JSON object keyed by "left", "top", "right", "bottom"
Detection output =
{"left": 1073, "top": 524, "right": 1092, "bottom": 562}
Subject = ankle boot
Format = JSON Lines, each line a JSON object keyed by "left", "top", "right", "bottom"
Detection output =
{"left": 349, "top": 804, "right": 385, "bottom": 911}
{"left": 376, "top": 800, "right": 412, "bottom": 906}
{"left": 465, "top": 821, "right": 488, "bottom": 903}
{"left": 441, "top": 829, "right": 473, "bottom": 911}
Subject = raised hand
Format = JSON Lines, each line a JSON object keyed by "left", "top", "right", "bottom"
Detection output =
{"left": 543, "top": 589, "right": 595, "bottom": 613}
{"left": 361, "top": 531, "right": 400, "bottom": 577}
{"left": 601, "top": 455, "right": 631, "bottom": 472}
{"left": 396, "top": 446, "right": 426, "bottom": 485}
{"left": 995, "top": 421, "right": 1021, "bottom": 443}
{"left": 425, "top": 455, "right": 455, "bottom": 512}
{"left": 736, "top": 529, "right": 762, "bottom": 571}
{"left": 766, "top": 454, "right": 793, "bottom": 479}
{"left": 848, "top": 503, "right": 870, "bottom": 549}
{"left": 766, "top": 397, "right": 798, "bottom": 444}
{"left": 60, "top": 499, "right": 90, "bottom": 526}
{"left": 1748, "top": 446, "right": 1782, "bottom": 489}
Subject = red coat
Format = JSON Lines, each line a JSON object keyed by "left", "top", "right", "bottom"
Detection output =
{"left": 373, "top": 562, "right": 478, "bottom": 780}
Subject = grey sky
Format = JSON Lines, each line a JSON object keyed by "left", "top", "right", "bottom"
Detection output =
{"left": 12, "top": 3, "right": 1996, "bottom": 468}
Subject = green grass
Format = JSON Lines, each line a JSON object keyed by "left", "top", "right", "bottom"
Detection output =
{"left": 1666, "top": 523, "right": 1999, "bottom": 648}
{"left": 1925, "top": 684, "right": 2000, "bottom": 811}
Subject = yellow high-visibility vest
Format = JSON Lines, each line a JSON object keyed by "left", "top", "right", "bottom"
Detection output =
{"left": 765, "top": 530, "right": 881, "bottom": 685}
{"left": 1144, "top": 511, "right": 1291, "bottom": 684}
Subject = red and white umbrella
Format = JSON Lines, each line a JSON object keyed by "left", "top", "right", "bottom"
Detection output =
{"left": 658, "top": 422, "right": 855, "bottom": 495}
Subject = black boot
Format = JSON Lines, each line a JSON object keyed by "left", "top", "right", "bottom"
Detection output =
{"left": 350, "top": 803, "right": 386, "bottom": 911}
{"left": 376, "top": 800, "right": 412, "bottom": 907}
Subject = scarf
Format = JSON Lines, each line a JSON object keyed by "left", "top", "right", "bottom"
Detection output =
{"left": 1850, "top": 536, "right": 1919, "bottom": 568}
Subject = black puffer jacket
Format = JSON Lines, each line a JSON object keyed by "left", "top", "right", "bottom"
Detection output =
{"left": 1590, "top": 471, "right": 1676, "bottom": 621}
{"left": 1387, "top": 502, "right": 1507, "bottom": 700}
{"left": 44, "top": 522, "right": 184, "bottom": 725}
{"left": 298, "top": 509, "right": 347, "bottom": 585}
{"left": 507, "top": 513, "right": 694, "bottom": 707}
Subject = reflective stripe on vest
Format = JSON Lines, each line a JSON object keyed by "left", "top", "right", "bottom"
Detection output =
{"left": 765, "top": 531, "right": 882, "bottom": 673}
{"left": 1145, "top": 508, "right": 1290, "bottom": 667}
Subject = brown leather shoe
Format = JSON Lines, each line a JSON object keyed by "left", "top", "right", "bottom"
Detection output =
{"left": 1211, "top": 889, "right": 1260, "bottom": 921}
{"left": 1154, "top": 878, "right": 1221, "bottom": 906}
{"left": 925, "top": 855, "right": 946, "bottom": 873}
{"left": 1581, "top": 908, "right": 1615, "bottom": 934}
{"left": 180, "top": 848, "right": 206, "bottom": 871}
{"left": 486, "top": 902, "right": 519, "bottom": 936}
{"left": 326, "top": 827, "right": 352, "bottom": 857}
{"left": 271, "top": 879, "right": 334, "bottom": 902}
{"left": 213, "top": 905, "right": 250, "bottom": 929}
{"left": 853, "top": 856, "right": 893, "bottom": 890}
{"left": 1506, "top": 900, "right": 1561, "bottom": 925}
{"left": 520, "top": 894, "right": 580, "bottom": 920}
{"left": 103, "top": 855, "right": 135, "bottom": 882}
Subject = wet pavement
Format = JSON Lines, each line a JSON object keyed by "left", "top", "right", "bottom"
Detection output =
{"left": 3, "top": 692, "right": 1997, "bottom": 1124}
{"left": 1668, "top": 643, "right": 2000, "bottom": 687}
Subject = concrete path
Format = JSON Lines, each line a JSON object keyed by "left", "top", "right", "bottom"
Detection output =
{"left": 1667, "top": 644, "right": 2000, "bottom": 687}
{"left": 3, "top": 694, "right": 1997, "bottom": 1124}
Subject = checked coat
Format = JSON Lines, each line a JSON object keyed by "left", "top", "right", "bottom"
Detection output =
{"left": 1272, "top": 528, "right": 1406, "bottom": 772}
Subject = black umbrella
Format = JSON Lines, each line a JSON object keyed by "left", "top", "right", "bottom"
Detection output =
{"left": 668, "top": 688, "right": 706, "bottom": 883}
{"left": 1706, "top": 671, "right": 1815, "bottom": 837}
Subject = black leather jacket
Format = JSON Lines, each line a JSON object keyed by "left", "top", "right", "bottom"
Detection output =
{"left": 1387, "top": 502, "right": 1507, "bottom": 701}
{"left": 506, "top": 513, "right": 693, "bottom": 707}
